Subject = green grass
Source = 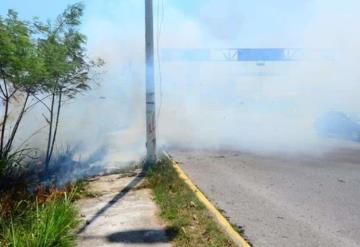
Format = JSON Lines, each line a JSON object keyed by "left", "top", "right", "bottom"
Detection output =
{"left": 147, "top": 158, "right": 236, "bottom": 247}
{"left": 0, "top": 191, "right": 79, "bottom": 247}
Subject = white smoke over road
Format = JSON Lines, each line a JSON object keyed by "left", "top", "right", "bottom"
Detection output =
{"left": 156, "top": 0, "right": 360, "bottom": 153}
{"left": 13, "top": 0, "right": 360, "bottom": 169}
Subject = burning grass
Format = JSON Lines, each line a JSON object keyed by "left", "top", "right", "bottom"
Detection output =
{"left": 0, "top": 142, "right": 122, "bottom": 246}
{"left": 147, "top": 157, "right": 236, "bottom": 247}
{"left": 0, "top": 145, "right": 118, "bottom": 246}
{"left": 0, "top": 153, "right": 88, "bottom": 247}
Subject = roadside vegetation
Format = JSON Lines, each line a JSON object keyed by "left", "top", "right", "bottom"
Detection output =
{"left": 147, "top": 157, "right": 237, "bottom": 247}
{"left": 0, "top": 185, "right": 80, "bottom": 247}
{"left": 0, "top": 3, "right": 103, "bottom": 246}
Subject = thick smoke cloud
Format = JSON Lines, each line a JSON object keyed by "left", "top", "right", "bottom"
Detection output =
{"left": 156, "top": 0, "right": 360, "bottom": 154}
{"left": 13, "top": 0, "right": 360, "bottom": 169}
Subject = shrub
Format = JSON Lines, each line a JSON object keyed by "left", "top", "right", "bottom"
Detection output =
{"left": 0, "top": 191, "right": 79, "bottom": 247}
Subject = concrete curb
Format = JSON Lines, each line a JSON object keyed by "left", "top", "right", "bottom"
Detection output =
{"left": 167, "top": 156, "right": 251, "bottom": 247}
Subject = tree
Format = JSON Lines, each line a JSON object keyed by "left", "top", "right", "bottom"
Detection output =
{"left": 0, "top": 10, "right": 45, "bottom": 161}
{"left": 34, "top": 3, "right": 103, "bottom": 169}
{"left": 0, "top": 3, "right": 103, "bottom": 174}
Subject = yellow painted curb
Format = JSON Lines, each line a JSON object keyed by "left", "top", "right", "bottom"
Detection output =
{"left": 171, "top": 159, "right": 251, "bottom": 247}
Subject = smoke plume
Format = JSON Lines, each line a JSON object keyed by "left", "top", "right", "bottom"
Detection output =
{"left": 10, "top": 0, "right": 360, "bottom": 173}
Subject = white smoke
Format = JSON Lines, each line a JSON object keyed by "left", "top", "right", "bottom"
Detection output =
{"left": 12, "top": 0, "right": 360, "bottom": 169}
{"left": 156, "top": 0, "right": 360, "bottom": 153}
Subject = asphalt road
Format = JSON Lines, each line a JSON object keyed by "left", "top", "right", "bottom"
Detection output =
{"left": 169, "top": 145, "right": 360, "bottom": 247}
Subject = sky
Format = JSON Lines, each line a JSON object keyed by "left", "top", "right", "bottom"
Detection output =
{"left": 0, "top": 0, "right": 359, "bottom": 48}
{"left": 1, "top": 0, "right": 359, "bottom": 48}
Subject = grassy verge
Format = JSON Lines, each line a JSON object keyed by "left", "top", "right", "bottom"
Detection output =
{"left": 0, "top": 185, "right": 81, "bottom": 247}
{"left": 147, "top": 158, "right": 237, "bottom": 247}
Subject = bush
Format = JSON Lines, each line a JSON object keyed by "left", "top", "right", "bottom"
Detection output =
{"left": 0, "top": 191, "right": 79, "bottom": 247}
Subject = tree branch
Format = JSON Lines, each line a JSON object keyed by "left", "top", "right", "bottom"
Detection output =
{"left": 25, "top": 94, "right": 52, "bottom": 111}
{"left": 31, "top": 94, "right": 52, "bottom": 112}
{"left": 48, "top": 89, "right": 62, "bottom": 164}
{"left": 3, "top": 93, "right": 30, "bottom": 156}
{"left": 45, "top": 93, "right": 55, "bottom": 170}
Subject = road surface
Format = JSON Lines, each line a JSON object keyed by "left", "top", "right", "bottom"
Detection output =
{"left": 169, "top": 146, "right": 360, "bottom": 247}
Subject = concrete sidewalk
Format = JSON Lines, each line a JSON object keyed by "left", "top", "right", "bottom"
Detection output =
{"left": 76, "top": 171, "right": 172, "bottom": 247}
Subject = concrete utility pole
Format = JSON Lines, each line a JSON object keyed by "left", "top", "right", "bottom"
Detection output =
{"left": 145, "top": 0, "right": 157, "bottom": 165}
